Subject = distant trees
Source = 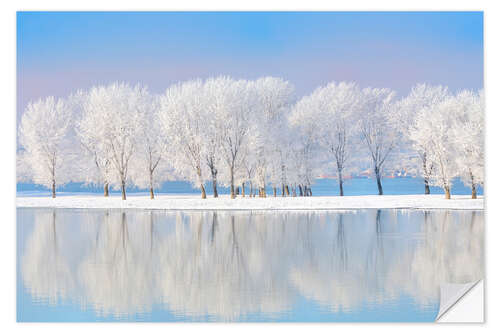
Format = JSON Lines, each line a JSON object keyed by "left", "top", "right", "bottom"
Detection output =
{"left": 18, "top": 96, "right": 73, "bottom": 198}
{"left": 17, "top": 78, "right": 484, "bottom": 200}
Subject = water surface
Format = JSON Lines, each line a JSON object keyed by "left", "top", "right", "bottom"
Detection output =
{"left": 17, "top": 208, "right": 484, "bottom": 322}
{"left": 16, "top": 176, "right": 483, "bottom": 197}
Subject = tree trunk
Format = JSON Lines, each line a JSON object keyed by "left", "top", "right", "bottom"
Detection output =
{"left": 230, "top": 168, "right": 235, "bottom": 199}
{"left": 470, "top": 171, "right": 477, "bottom": 199}
{"left": 338, "top": 168, "right": 344, "bottom": 196}
{"left": 236, "top": 186, "right": 240, "bottom": 195}
{"left": 201, "top": 184, "right": 207, "bottom": 199}
{"left": 422, "top": 153, "right": 431, "bottom": 195}
{"left": 309, "top": 187, "right": 313, "bottom": 196}
{"left": 375, "top": 167, "right": 383, "bottom": 195}
{"left": 285, "top": 185, "right": 290, "bottom": 196}
{"left": 299, "top": 185, "right": 303, "bottom": 196}
{"left": 212, "top": 178, "right": 218, "bottom": 198}
{"left": 424, "top": 177, "right": 430, "bottom": 195}
{"left": 121, "top": 180, "right": 126, "bottom": 200}
{"left": 197, "top": 166, "right": 206, "bottom": 199}
{"left": 241, "top": 183, "right": 245, "bottom": 197}
{"left": 262, "top": 186, "right": 266, "bottom": 198}
{"left": 104, "top": 183, "right": 109, "bottom": 197}
{"left": 282, "top": 184, "right": 285, "bottom": 197}
{"left": 273, "top": 187, "right": 277, "bottom": 197}
{"left": 149, "top": 172, "right": 155, "bottom": 199}
{"left": 444, "top": 186, "right": 451, "bottom": 199}
{"left": 52, "top": 180, "right": 56, "bottom": 198}
{"left": 305, "top": 186, "right": 310, "bottom": 196}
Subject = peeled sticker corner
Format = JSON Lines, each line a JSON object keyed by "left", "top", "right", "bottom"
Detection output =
{"left": 436, "top": 280, "right": 484, "bottom": 323}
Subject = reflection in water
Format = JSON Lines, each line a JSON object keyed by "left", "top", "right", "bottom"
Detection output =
{"left": 18, "top": 208, "right": 484, "bottom": 321}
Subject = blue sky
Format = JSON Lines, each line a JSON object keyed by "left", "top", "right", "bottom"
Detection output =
{"left": 17, "top": 12, "right": 483, "bottom": 118}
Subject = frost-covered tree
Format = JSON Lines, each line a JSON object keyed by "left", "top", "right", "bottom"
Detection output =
{"left": 252, "top": 77, "right": 295, "bottom": 197}
{"left": 396, "top": 84, "right": 450, "bottom": 194}
{"left": 203, "top": 77, "right": 234, "bottom": 198}
{"left": 74, "top": 90, "right": 113, "bottom": 196}
{"left": 298, "top": 81, "right": 361, "bottom": 196}
{"left": 358, "top": 88, "right": 398, "bottom": 195}
{"left": 83, "top": 83, "right": 146, "bottom": 200}
{"left": 159, "top": 80, "right": 208, "bottom": 198}
{"left": 411, "top": 96, "right": 459, "bottom": 199}
{"left": 18, "top": 96, "right": 73, "bottom": 198}
{"left": 218, "top": 79, "right": 257, "bottom": 199}
{"left": 288, "top": 96, "right": 323, "bottom": 196}
{"left": 130, "top": 94, "right": 169, "bottom": 199}
{"left": 449, "top": 90, "right": 484, "bottom": 199}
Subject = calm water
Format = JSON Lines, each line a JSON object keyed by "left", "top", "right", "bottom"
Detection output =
{"left": 17, "top": 208, "right": 484, "bottom": 322}
{"left": 17, "top": 176, "right": 483, "bottom": 197}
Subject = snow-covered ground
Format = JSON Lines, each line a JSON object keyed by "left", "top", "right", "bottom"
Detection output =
{"left": 16, "top": 194, "right": 484, "bottom": 210}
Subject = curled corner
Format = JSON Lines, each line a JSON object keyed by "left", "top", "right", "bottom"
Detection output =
{"left": 436, "top": 280, "right": 484, "bottom": 323}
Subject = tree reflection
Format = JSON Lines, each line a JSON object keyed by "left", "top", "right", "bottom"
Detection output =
{"left": 20, "top": 209, "right": 484, "bottom": 320}
{"left": 21, "top": 209, "right": 75, "bottom": 305}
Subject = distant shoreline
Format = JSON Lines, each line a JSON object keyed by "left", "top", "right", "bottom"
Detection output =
{"left": 16, "top": 194, "right": 484, "bottom": 211}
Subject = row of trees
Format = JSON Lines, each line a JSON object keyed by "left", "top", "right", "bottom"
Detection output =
{"left": 17, "top": 77, "right": 484, "bottom": 200}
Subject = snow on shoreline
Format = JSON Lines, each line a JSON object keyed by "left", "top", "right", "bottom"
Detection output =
{"left": 16, "top": 194, "right": 484, "bottom": 210}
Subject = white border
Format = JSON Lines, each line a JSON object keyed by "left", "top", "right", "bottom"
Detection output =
{"left": 2, "top": 1, "right": 499, "bottom": 332}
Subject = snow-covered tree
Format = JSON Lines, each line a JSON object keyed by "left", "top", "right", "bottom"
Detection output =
{"left": 358, "top": 88, "right": 398, "bottom": 195}
{"left": 202, "top": 77, "right": 234, "bottom": 198}
{"left": 411, "top": 96, "right": 460, "bottom": 199}
{"left": 83, "top": 82, "right": 146, "bottom": 200}
{"left": 252, "top": 77, "right": 295, "bottom": 197}
{"left": 159, "top": 80, "right": 208, "bottom": 198}
{"left": 18, "top": 96, "right": 73, "bottom": 198}
{"left": 449, "top": 90, "right": 484, "bottom": 198}
{"left": 298, "top": 81, "right": 361, "bottom": 196}
{"left": 288, "top": 96, "right": 323, "bottom": 196}
{"left": 130, "top": 94, "right": 169, "bottom": 199}
{"left": 217, "top": 79, "right": 258, "bottom": 199}
{"left": 396, "top": 84, "right": 450, "bottom": 194}
{"left": 74, "top": 90, "right": 113, "bottom": 196}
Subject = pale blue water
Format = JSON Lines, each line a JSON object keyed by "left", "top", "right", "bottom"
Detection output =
{"left": 17, "top": 208, "right": 484, "bottom": 322}
{"left": 16, "top": 177, "right": 483, "bottom": 197}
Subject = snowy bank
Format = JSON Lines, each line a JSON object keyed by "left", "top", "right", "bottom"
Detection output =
{"left": 16, "top": 194, "right": 484, "bottom": 210}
